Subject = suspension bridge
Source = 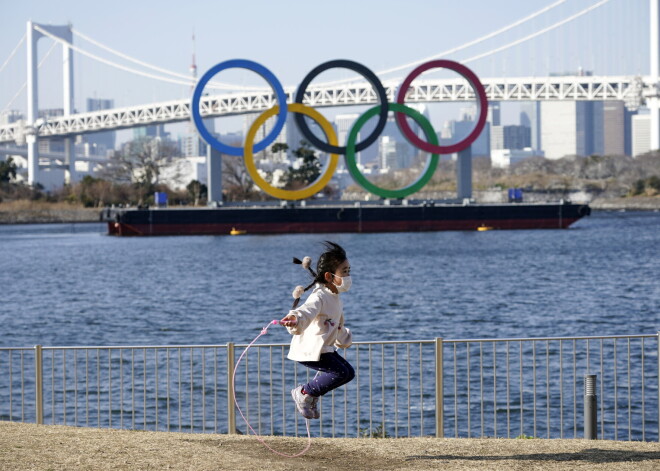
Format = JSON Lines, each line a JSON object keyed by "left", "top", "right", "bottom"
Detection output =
{"left": 0, "top": 0, "right": 657, "bottom": 189}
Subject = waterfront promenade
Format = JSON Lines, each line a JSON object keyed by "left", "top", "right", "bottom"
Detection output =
{"left": 1, "top": 421, "right": 660, "bottom": 471}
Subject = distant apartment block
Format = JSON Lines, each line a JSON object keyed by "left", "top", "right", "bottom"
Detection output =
{"left": 0, "top": 110, "right": 23, "bottom": 125}
{"left": 602, "top": 101, "right": 625, "bottom": 156}
{"left": 85, "top": 98, "right": 116, "bottom": 156}
{"left": 632, "top": 114, "right": 651, "bottom": 157}
{"left": 491, "top": 148, "right": 543, "bottom": 168}
{"left": 520, "top": 101, "right": 541, "bottom": 151}
{"left": 491, "top": 125, "right": 531, "bottom": 150}
{"left": 540, "top": 100, "right": 625, "bottom": 159}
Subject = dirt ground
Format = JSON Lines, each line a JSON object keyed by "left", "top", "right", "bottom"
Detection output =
{"left": 1, "top": 422, "right": 659, "bottom": 471}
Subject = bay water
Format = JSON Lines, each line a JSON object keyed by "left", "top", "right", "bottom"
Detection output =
{"left": 1, "top": 210, "right": 657, "bottom": 348}
{"left": 1, "top": 210, "right": 658, "bottom": 438}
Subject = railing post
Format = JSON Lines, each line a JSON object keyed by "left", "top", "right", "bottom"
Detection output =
{"left": 34, "top": 345, "right": 43, "bottom": 425}
{"left": 227, "top": 343, "right": 236, "bottom": 434}
{"left": 584, "top": 374, "right": 597, "bottom": 439}
{"left": 435, "top": 337, "right": 444, "bottom": 438}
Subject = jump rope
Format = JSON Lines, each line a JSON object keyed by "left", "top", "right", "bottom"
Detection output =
{"left": 231, "top": 319, "right": 313, "bottom": 458}
{"left": 231, "top": 256, "right": 318, "bottom": 457}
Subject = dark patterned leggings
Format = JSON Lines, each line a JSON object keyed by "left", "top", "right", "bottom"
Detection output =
{"left": 299, "top": 351, "right": 355, "bottom": 397}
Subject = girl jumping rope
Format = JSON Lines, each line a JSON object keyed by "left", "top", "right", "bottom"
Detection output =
{"left": 280, "top": 241, "right": 355, "bottom": 420}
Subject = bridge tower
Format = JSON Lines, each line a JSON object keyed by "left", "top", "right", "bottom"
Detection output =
{"left": 26, "top": 21, "right": 76, "bottom": 186}
{"left": 650, "top": 0, "right": 660, "bottom": 151}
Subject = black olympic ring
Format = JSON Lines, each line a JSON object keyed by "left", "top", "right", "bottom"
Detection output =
{"left": 293, "top": 59, "right": 389, "bottom": 155}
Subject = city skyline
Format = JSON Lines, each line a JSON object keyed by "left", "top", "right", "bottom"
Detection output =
{"left": 0, "top": 0, "right": 654, "bottom": 190}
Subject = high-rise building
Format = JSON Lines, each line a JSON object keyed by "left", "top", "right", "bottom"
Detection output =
{"left": 448, "top": 120, "right": 490, "bottom": 156}
{"left": 540, "top": 101, "right": 581, "bottom": 158}
{"left": 379, "top": 136, "right": 412, "bottom": 170}
{"left": 133, "top": 124, "right": 169, "bottom": 140}
{"left": 491, "top": 148, "right": 542, "bottom": 168}
{"left": 602, "top": 101, "right": 625, "bottom": 156}
{"left": 632, "top": 113, "right": 651, "bottom": 157}
{"left": 491, "top": 125, "right": 531, "bottom": 150}
{"left": 541, "top": 100, "right": 627, "bottom": 159}
{"left": 624, "top": 108, "right": 636, "bottom": 157}
{"left": 85, "top": 98, "right": 116, "bottom": 155}
{"left": 37, "top": 109, "right": 65, "bottom": 154}
{"left": 520, "top": 101, "right": 541, "bottom": 151}
{"left": 457, "top": 104, "right": 489, "bottom": 156}
{"left": 244, "top": 112, "right": 287, "bottom": 150}
{"left": 488, "top": 102, "right": 501, "bottom": 127}
{"left": 335, "top": 113, "right": 361, "bottom": 167}
{"left": 0, "top": 110, "right": 23, "bottom": 125}
{"left": 334, "top": 114, "right": 360, "bottom": 146}
{"left": 540, "top": 101, "right": 603, "bottom": 159}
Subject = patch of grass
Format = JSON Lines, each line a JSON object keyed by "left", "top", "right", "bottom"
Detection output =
{"left": 360, "top": 423, "right": 390, "bottom": 438}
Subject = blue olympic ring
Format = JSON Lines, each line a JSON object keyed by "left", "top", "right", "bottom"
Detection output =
{"left": 191, "top": 59, "right": 288, "bottom": 156}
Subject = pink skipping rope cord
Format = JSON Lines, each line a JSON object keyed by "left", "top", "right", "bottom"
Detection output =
{"left": 232, "top": 319, "right": 313, "bottom": 458}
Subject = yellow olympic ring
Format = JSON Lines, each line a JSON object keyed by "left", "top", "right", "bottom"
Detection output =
{"left": 244, "top": 103, "right": 339, "bottom": 201}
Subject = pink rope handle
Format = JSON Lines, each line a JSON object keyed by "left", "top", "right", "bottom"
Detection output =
{"left": 232, "top": 320, "right": 312, "bottom": 458}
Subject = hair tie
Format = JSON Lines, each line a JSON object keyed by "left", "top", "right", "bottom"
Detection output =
{"left": 292, "top": 285, "right": 304, "bottom": 299}
{"left": 293, "top": 256, "right": 317, "bottom": 278}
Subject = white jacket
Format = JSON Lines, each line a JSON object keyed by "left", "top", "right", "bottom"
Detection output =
{"left": 285, "top": 283, "right": 353, "bottom": 362}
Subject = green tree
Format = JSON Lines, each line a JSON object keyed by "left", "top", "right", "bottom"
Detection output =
{"left": 647, "top": 175, "right": 660, "bottom": 192}
{"left": 631, "top": 179, "right": 646, "bottom": 196}
{"left": 271, "top": 142, "right": 289, "bottom": 162}
{"left": 283, "top": 141, "right": 321, "bottom": 189}
{"left": 0, "top": 157, "right": 17, "bottom": 183}
{"left": 101, "top": 137, "right": 179, "bottom": 206}
{"left": 186, "top": 179, "right": 208, "bottom": 206}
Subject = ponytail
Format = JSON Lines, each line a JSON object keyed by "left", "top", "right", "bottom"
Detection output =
{"left": 290, "top": 242, "right": 347, "bottom": 309}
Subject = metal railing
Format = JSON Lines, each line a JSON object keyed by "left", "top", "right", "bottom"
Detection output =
{"left": 1, "top": 333, "right": 658, "bottom": 440}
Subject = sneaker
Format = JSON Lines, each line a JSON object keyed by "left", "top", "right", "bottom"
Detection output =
{"left": 309, "top": 396, "right": 320, "bottom": 420}
{"left": 291, "top": 386, "right": 314, "bottom": 420}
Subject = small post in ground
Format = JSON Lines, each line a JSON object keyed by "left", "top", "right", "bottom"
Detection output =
{"left": 584, "top": 374, "right": 597, "bottom": 439}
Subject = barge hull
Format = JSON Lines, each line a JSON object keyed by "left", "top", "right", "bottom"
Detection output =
{"left": 104, "top": 203, "right": 590, "bottom": 236}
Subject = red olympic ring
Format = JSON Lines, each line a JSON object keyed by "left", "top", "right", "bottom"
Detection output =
{"left": 395, "top": 60, "right": 488, "bottom": 154}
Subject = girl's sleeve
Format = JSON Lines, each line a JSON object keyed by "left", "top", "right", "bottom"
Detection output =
{"left": 334, "top": 314, "right": 353, "bottom": 348}
{"left": 285, "top": 291, "right": 323, "bottom": 335}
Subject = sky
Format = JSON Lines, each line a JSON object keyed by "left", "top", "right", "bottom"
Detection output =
{"left": 0, "top": 0, "right": 651, "bottom": 139}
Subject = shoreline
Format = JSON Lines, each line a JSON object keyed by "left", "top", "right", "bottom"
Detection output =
{"left": 0, "top": 197, "right": 658, "bottom": 225}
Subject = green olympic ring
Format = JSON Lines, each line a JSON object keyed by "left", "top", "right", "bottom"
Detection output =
{"left": 344, "top": 103, "right": 439, "bottom": 199}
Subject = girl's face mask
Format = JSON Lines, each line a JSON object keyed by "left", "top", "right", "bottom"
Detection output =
{"left": 332, "top": 274, "right": 352, "bottom": 293}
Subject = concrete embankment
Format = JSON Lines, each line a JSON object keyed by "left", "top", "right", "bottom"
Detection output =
{"left": 0, "top": 196, "right": 658, "bottom": 225}
{"left": 588, "top": 196, "right": 660, "bottom": 211}
{"left": 0, "top": 204, "right": 101, "bottom": 224}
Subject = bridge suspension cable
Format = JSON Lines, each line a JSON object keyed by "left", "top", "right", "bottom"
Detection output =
{"left": 34, "top": 25, "right": 265, "bottom": 92}
{"left": 462, "top": 0, "right": 611, "bottom": 65}
{"left": 1, "top": 40, "right": 57, "bottom": 114}
{"left": 315, "top": 0, "right": 573, "bottom": 87}
{"left": 0, "top": 33, "right": 26, "bottom": 76}
{"left": 71, "top": 28, "right": 263, "bottom": 91}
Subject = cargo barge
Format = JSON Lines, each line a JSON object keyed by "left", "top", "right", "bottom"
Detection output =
{"left": 101, "top": 200, "right": 591, "bottom": 236}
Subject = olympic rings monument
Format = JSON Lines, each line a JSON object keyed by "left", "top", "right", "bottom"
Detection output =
{"left": 104, "top": 58, "right": 591, "bottom": 235}
{"left": 191, "top": 58, "right": 488, "bottom": 203}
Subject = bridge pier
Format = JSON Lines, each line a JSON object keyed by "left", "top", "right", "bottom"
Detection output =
{"left": 206, "top": 146, "right": 223, "bottom": 204}
{"left": 62, "top": 25, "right": 76, "bottom": 185}
{"left": 456, "top": 146, "right": 472, "bottom": 201}
{"left": 26, "top": 21, "right": 39, "bottom": 186}
{"left": 650, "top": 0, "right": 660, "bottom": 151}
